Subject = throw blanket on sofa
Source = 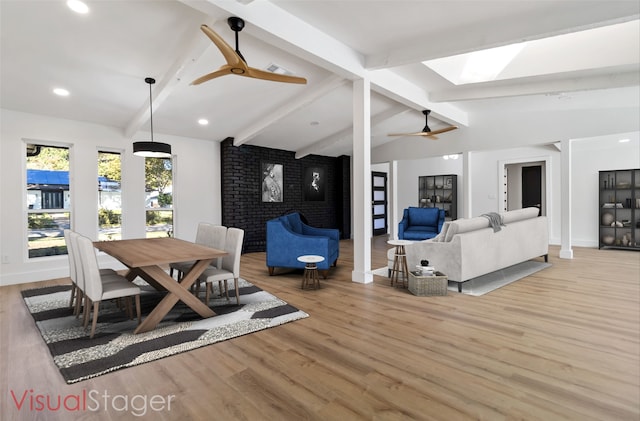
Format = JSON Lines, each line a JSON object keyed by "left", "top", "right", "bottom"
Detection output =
{"left": 481, "top": 212, "right": 505, "bottom": 232}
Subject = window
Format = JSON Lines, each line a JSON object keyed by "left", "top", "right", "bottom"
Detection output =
{"left": 145, "top": 157, "right": 173, "bottom": 238}
{"left": 26, "top": 144, "right": 70, "bottom": 258}
{"left": 98, "top": 151, "right": 122, "bottom": 241}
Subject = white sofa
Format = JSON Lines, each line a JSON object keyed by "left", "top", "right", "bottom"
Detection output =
{"left": 387, "top": 207, "right": 548, "bottom": 291}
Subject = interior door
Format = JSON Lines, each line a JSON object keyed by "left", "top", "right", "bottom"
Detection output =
{"left": 522, "top": 165, "right": 542, "bottom": 215}
{"left": 372, "top": 171, "right": 388, "bottom": 236}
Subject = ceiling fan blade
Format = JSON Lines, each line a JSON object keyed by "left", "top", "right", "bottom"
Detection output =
{"left": 191, "top": 66, "right": 236, "bottom": 85}
{"left": 246, "top": 67, "right": 307, "bottom": 84}
{"left": 388, "top": 125, "right": 457, "bottom": 138}
{"left": 200, "top": 24, "right": 243, "bottom": 67}
{"left": 389, "top": 109, "right": 457, "bottom": 138}
{"left": 429, "top": 126, "right": 458, "bottom": 135}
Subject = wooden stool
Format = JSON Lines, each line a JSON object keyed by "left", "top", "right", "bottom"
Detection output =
{"left": 297, "top": 255, "right": 325, "bottom": 290}
{"left": 387, "top": 240, "right": 412, "bottom": 288}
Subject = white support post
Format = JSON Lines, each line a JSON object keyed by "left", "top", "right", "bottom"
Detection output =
{"left": 352, "top": 77, "right": 373, "bottom": 284}
{"left": 462, "top": 151, "right": 472, "bottom": 218}
{"left": 560, "top": 138, "right": 573, "bottom": 259}
{"left": 388, "top": 160, "right": 398, "bottom": 240}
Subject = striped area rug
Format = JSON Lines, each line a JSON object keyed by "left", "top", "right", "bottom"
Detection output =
{"left": 21, "top": 279, "right": 308, "bottom": 384}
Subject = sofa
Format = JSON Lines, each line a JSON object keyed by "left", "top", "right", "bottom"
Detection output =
{"left": 398, "top": 207, "right": 446, "bottom": 240}
{"left": 266, "top": 212, "right": 339, "bottom": 275}
{"left": 388, "top": 207, "right": 548, "bottom": 291}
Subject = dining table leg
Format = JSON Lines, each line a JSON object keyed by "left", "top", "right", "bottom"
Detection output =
{"left": 124, "top": 267, "right": 166, "bottom": 291}
{"left": 133, "top": 259, "right": 215, "bottom": 334}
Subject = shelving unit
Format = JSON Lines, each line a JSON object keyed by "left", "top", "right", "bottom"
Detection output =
{"left": 418, "top": 174, "right": 457, "bottom": 220}
{"left": 598, "top": 169, "right": 640, "bottom": 251}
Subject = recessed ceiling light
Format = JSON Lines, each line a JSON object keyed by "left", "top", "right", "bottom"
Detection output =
{"left": 619, "top": 138, "right": 630, "bottom": 143}
{"left": 67, "top": 0, "right": 89, "bottom": 14}
{"left": 53, "top": 88, "right": 70, "bottom": 97}
{"left": 198, "top": 119, "right": 209, "bottom": 126}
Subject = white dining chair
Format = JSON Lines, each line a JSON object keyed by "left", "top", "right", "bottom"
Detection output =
{"left": 65, "top": 230, "right": 117, "bottom": 317}
{"left": 64, "top": 229, "right": 81, "bottom": 312}
{"left": 75, "top": 234, "right": 141, "bottom": 338}
{"left": 198, "top": 227, "right": 244, "bottom": 305}
{"left": 170, "top": 223, "right": 227, "bottom": 280}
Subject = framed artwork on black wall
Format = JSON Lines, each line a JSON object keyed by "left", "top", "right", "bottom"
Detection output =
{"left": 262, "top": 162, "right": 283, "bottom": 202}
{"left": 303, "top": 166, "right": 325, "bottom": 201}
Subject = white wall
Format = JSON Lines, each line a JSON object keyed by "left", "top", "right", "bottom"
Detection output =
{"left": 0, "top": 109, "right": 221, "bottom": 285}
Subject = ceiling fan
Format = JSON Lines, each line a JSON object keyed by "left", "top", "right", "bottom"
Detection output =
{"left": 191, "top": 17, "right": 307, "bottom": 86}
{"left": 388, "top": 110, "right": 458, "bottom": 139}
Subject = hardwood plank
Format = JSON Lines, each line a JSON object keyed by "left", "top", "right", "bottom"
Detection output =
{"left": 1, "top": 239, "right": 638, "bottom": 420}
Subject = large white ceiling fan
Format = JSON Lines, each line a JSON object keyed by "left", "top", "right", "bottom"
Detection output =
{"left": 191, "top": 17, "right": 307, "bottom": 86}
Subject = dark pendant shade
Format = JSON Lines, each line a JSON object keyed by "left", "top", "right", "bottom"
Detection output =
{"left": 133, "top": 141, "right": 172, "bottom": 158}
{"left": 133, "top": 77, "right": 171, "bottom": 158}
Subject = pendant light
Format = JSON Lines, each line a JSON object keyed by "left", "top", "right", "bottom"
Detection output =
{"left": 133, "top": 77, "right": 172, "bottom": 158}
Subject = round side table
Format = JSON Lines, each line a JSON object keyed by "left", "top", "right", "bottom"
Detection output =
{"left": 297, "top": 255, "right": 325, "bottom": 290}
{"left": 387, "top": 239, "right": 412, "bottom": 288}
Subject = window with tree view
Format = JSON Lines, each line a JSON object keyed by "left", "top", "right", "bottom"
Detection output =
{"left": 98, "top": 151, "right": 122, "bottom": 241}
{"left": 145, "top": 157, "right": 173, "bottom": 238}
{"left": 26, "top": 144, "right": 70, "bottom": 258}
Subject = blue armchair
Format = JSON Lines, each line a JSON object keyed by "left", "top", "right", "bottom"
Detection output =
{"left": 398, "top": 207, "right": 445, "bottom": 240}
{"left": 266, "top": 213, "right": 340, "bottom": 275}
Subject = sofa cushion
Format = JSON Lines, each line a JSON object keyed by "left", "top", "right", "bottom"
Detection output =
{"left": 444, "top": 216, "right": 490, "bottom": 242}
{"left": 407, "top": 207, "right": 439, "bottom": 227}
{"left": 501, "top": 207, "right": 539, "bottom": 224}
{"left": 403, "top": 231, "right": 438, "bottom": 240}
{"left": 406, "top": 226, "right": 438, "bottom": 234}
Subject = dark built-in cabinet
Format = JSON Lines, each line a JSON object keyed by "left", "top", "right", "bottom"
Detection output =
{"left": 599, "top": 169, "right": 640, "bottom": 250}
{"left": 418, "top": 174, "right": 457, "bottom": 220}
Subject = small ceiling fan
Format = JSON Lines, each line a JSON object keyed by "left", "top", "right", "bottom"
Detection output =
{"left": 191, "top": 17, "right": 307, "bottom": 86}
{"left": 388, "top": 110, "right": 458, "bottom": 139}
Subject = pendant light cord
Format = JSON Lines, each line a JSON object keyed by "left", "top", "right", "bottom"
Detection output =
{"left": 148, "top": 80, "right": 154, "bottom": 142}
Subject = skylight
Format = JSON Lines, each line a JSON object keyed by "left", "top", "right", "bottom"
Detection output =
{"left": 459, "top": 43, "right": 526, "bottom": 84}
{"left": 424, "top": 43, "right": 526, "bottom": 85}
{"left": 423, "top": 19, "right": 639, "bottom": 85}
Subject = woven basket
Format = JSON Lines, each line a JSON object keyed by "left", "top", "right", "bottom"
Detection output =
{"left": 408, "top": 271, "right": 448, "bottom": 296}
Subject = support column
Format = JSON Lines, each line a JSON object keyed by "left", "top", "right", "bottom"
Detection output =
{"left": 389, "top": 160, "right": 398, "bottom": 240}
{"left": 352, "top": 77, "right": 373, "bottom": 284}
{"left": 560, "top": 138, "right": 573, "bottom": 259}
{"left": 462, "top": 151, "right": 472, "bottom": 218}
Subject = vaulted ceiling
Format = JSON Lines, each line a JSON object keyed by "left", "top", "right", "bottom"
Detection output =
{"left": 1, "top": 0, "right": 639, "bottom": 161}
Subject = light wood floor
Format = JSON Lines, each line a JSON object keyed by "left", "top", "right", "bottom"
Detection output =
{"left": 1, "top": 238, "right": 639, "bottom": 420}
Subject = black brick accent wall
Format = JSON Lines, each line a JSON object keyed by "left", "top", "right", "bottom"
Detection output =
{"left": 220, "top": 138, "right": 351, "bottom": 253}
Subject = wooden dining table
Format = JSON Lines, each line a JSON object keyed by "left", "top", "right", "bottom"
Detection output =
{"left": 94, "top": 237, "right": 227, "bottom": 334}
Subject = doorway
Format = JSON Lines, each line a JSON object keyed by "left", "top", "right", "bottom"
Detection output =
{"left": 504, "top": 160, "right": 547, "bottom": 216}
{"left": 522, "top": 165, "right": 542, "bottom": 215}
{"left": 371, "top": 171, "right": 388, "bottom": 236}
